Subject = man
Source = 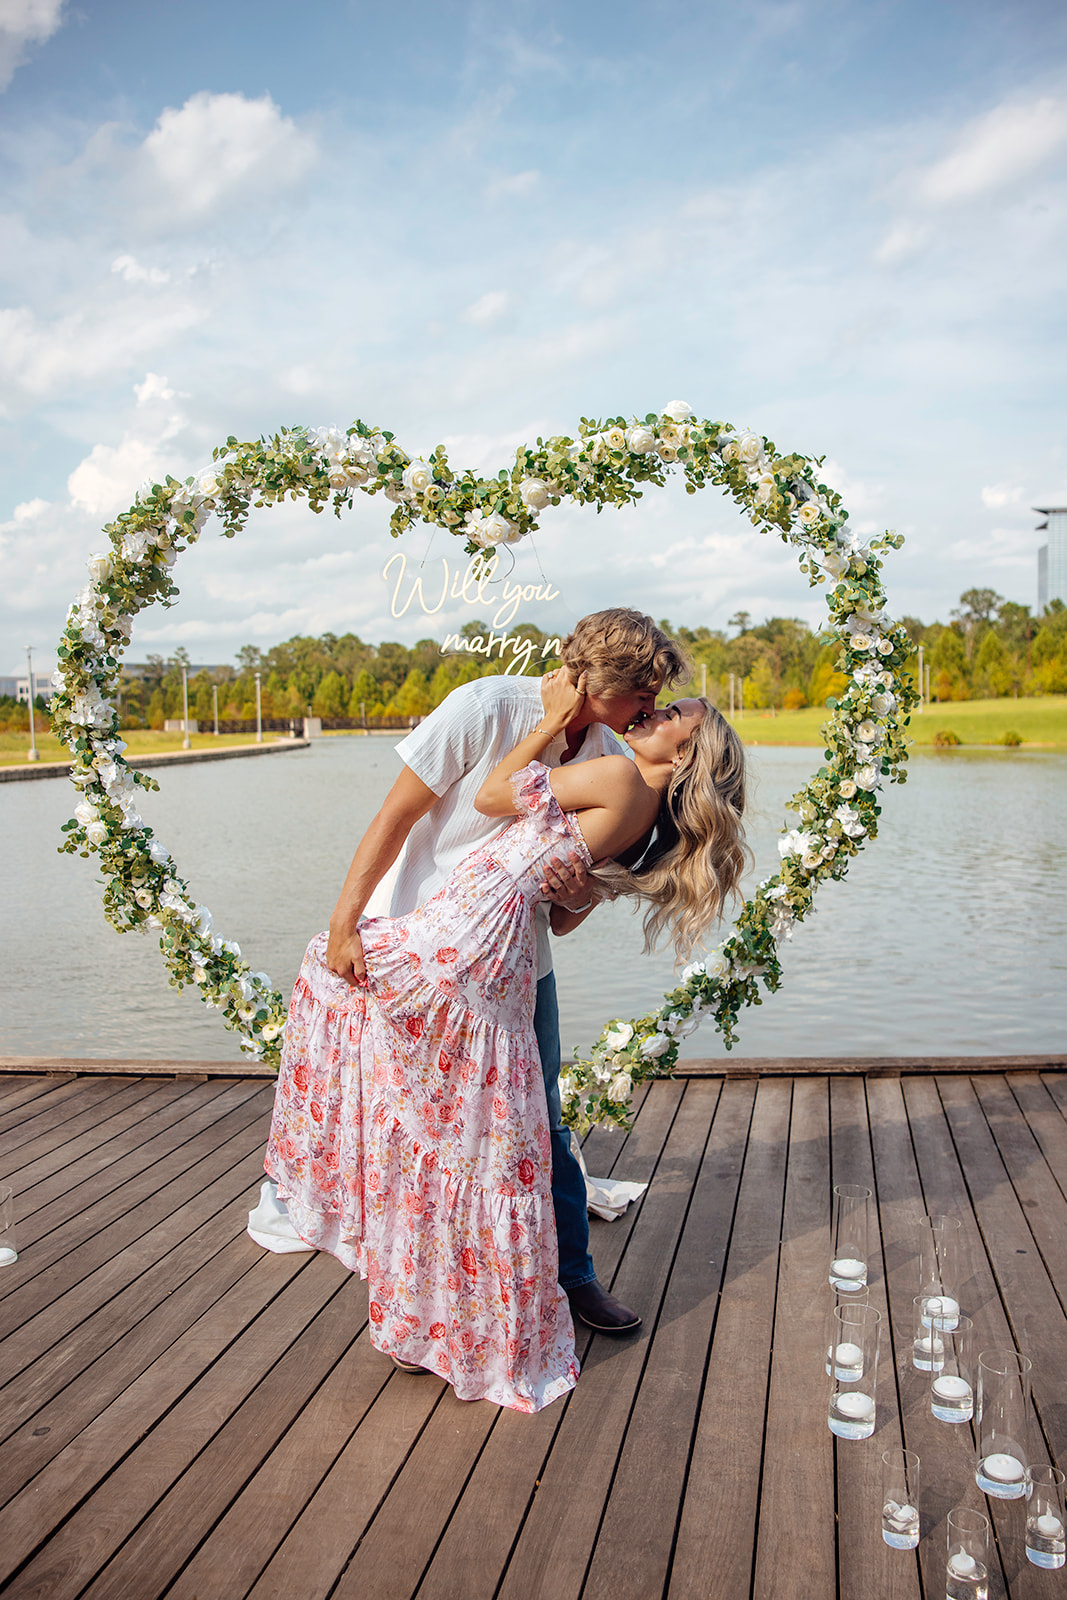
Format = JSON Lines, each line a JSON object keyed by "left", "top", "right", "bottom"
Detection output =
{"left": 324, "top": 607, "right": 689, "bottom": 1334}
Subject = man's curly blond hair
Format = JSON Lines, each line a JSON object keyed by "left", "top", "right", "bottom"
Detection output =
{"left": 558, "top": 608, "right": 690, "bottom": 697}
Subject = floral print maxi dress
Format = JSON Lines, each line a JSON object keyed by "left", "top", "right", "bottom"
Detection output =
{"left": 265, "top": 762, "right": 583, "bottom": 1412}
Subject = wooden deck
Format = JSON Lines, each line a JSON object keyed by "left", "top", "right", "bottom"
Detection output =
{"left": 1, "top": 1067, "right": 1066, "bottom": 1599}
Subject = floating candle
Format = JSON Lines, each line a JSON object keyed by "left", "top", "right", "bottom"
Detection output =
{"left": 835, "top": 1341, "right": 863, "bottom": 1367}
{"left": 831, "top": 1257, "right": 865, "bottom": 1280}
{"left": 0, "top": 1246, "right": 16, "bottom": 1266}
{"left": 924, "top": 1294, "right": 960, "bottom": 1328}
{"left": 949, "top": 1552, "right": 976, "bottom": 1578}
{"left": 836, "top": 1392, "right": 875, "bottom": 1420}
{"left": 983, "top": 1453, "right": 1025, "bottom": 1483}
{"left": 1035, "top": 1513, "right": 1064, "bottom": 1538}
{"left": 932, "top": 1376, "right": 971, "bottom": 1399}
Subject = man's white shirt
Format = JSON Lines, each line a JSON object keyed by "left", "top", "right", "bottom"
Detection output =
{"left": 363, "top": 676, "right": 621, "bottom": 978}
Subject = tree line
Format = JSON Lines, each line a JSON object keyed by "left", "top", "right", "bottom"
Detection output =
{"left": 3, "top": 588, "right": 1063, "bottom": 736}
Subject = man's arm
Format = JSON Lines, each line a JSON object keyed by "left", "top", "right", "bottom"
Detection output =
{"left": 325, "top": 766, "right": 439, "bottom": 982}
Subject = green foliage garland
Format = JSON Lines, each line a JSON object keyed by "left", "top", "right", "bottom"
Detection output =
{"left": 50, "top": 404, "right": 917, "bottom": 1120}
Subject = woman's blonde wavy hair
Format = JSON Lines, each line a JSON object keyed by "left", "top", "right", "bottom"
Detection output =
{"left": 592, "top": 698, "right": 749, "bottom": 961}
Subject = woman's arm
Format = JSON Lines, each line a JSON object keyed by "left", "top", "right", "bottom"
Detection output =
{"left": 474, "top": 670, "right": 586, "bottom": 815}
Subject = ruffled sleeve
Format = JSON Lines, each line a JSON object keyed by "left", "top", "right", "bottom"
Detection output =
{"left": 508, "top": 761, "right": 592, "bottom": 863}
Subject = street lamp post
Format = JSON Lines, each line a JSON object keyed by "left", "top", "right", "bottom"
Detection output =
{"left": 212, "top": 683, "right": 219, "bottom": 737}
{"left": 181, "top": 664, "right": 191, "bottom": 750}
{"left": 25, "top": 645, "right": 39, "bottom": 762}
{"left": 255, "top": 672, "right": 263, "bottom": 743}
{"left": 916, "top": 644, "right": 925, "bottom": 713}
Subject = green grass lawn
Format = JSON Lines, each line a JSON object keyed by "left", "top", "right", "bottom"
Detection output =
{"left": 0, "top": 729, "right": 294, "bottom": 767}
{"left": 722, "top": 695, "right": 1067, "bottom": 748}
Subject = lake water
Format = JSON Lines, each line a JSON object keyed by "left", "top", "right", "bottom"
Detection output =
{"left": 2, "top": 738, "right": 1064, "bottom": 1062}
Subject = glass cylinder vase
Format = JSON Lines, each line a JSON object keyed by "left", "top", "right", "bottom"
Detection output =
{"left": 828, "top": 1302, "right": 880, "bottom": 1439}
{"left": 830, "top": 1183, "right": 871, "bottom": 1291}
{"left": 975, "top": 1348, "right": 1031, "bottom": 1500}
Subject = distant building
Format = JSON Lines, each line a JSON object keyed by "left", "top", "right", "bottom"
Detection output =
{"left": 1035, "top": 506, "right": 1067, "bottom": 613}
{"left": 0, "top": 674, "right": 51, "bottom": 704}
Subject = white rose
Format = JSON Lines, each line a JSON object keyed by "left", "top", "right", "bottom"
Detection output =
{"left": 663, "top": 400, "right": 694, "bottom": 422}
{"left": 721, "top": 440, "right": 740, "bottom": 462}
{"left": 135, "top": 888, "right": 154, "bottom": 909}
{"left": 85, "top": 820, "right": 108, "bottom": 846}
{"left": 603, "top": 426, "right": 626, "bottom": 452}
{"left": 778, "top": 828, "right": 814, "bottom": 859}
{"left": 870, "top": 691, "right": 896, "bottom": 716}
{"left": 520, "top": 478, "right": 551, "bottom": 513}
{"left": 627, "top": 426, "right": 656, "bottom": 455}
{"left": 603, "top": 1022, "right": 634, "bottom": 1050}
{"left": 738, "top": 432, "right": 762, "bottom": 464}
{"left": 877, "top": 638, "right": 895, "bottom": 656}
{"left": 608, "top": 1072, "right": 633, "bottom": 1101}
{"left": 657, "top": 444, "right": 678, "bottom": 463}
{"left": 754, "top": 472, "right": 777, "bottom": 505}
{"left": 800, "top": 849, "right": 823, "bottom": 871}
{"left": 196, "top": 470, "right": 221, "bottom": 497}
{"left": 485, "top": 511, "right": 520, "bottom": 545}
{"left": 797, "top": 501, "right": 822, "bottom": 527}
{"left": 74, "top": 800, "right": 98, "bottom": 826}
{"left": 855, "top": 764, "right": 882, "bottom": 791}
{"left": 819, "top": 548, "right": 851, "bottom": 580}
{"left": 856, "top": 719, "right": 879, "bottom": 742}
{"left": 681, "top": 961, "right": 706, "bottom": 983}
{"left": 848, "top": 632, "right": 874, "bottom": 652}
{"left": 192, "top": 966, "right": 208, "bottom": 984}
{"left": 838, "top": 779, "right": 857, "bottom": 800}
{"left": 402, "top": 459, "right": 434, "bottom": 495}
{"left": 87, "top": 553, "right": 112, "bottom": 584}
{"left": 704, "top": 947, "right": 732, "bottom": 982}
{"left": 639, "top": 1031, "right": 671, "bottom": 1060}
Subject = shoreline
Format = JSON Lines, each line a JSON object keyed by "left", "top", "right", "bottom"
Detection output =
{"left": 0, "top": 738, "right": 311, "bottom": 783}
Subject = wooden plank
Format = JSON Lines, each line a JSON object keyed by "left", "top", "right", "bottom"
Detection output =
{"left": 669, "top": 1077, "right": 792, "bottom": 1599}
{"left": 584, "top": 1079, "right": 758, "bottom": 1600}
{"left": 4, "top": 1077, "right": 196, "bottom": 1196}
{"left": 0, "top": 1056, "right": 274, "bottom": 1078}
{"left": 672, "top": 1055, "right": 1067, "bottom": 1078}
{"left": 1006, "top": 1074, "right": 1067, "bottom": 1197}
{"left": 0, "top": 1073, "right": 135, "bottom": 1150}
{"left": 750, "top": 1076, "right": 837, "bottom": 1600}
{"left": 0, "top": 1252, "right": 334, "bottom": 1596}
{"left": 489, "top": 1079, "right": 696, "bottom": 1600}
{"left": 829, "top": 1076, "right": 921, "bottom": 1600}
{"left": 406, "top": 1078, "right": 689, "bottom": 1600}
{"left": 943, "top": 1076, "right": 1067, "bottom": 1586}
{"left": 245, "top": 1374, "right": 450, "bottom": 1600}
{"left": 0, "top": 1081, "right": 269, "bottom": 1317}
{"left": 0, "top": 1123, "right": 271, "bottom": 1391}
{"left": 165, "top": 1323, "right": 391, "bottom": 1600}
{"left": 76, "top": 1275, "right": 367, "bottom": 1600}
{"left": 5, "top": 1077, "right": 235, "bottom": 1229}
{"left": 0, "top": 1155, "right": 273, "bottom": 1478}
{"left": 901, "top": 1075, "right": 1015, "bottom": 1600}
{"left": 0, "top": 1075, "right": 75, "bottom": 1114}
{"left": 867, "top": 1074, "right": 948, "bottom": 1600}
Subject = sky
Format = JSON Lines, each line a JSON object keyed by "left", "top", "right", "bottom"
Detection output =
{"left": 2, "top": 0, "right": 1066, "bottom": 677}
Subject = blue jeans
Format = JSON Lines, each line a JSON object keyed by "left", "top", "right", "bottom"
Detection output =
{"left": 534, "top": 973, "right": 595, "bottom": 1290}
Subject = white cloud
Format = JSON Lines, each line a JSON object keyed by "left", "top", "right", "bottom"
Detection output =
{"left": 0, "top": 0, "right": 64, "bottom": 91}
{"left": 67, "top": 372, "right": 191, "bottom": 517}
{"left": 462, "top": 289, "right": 512, "bottom": 326}
{"left": 918, "top": 97, "right": 1067, "bottom": 205}
{"left": 138, "top": 92, "right": 317, "bottom": 220}
{"left": 981, "top": 483, "right": 1025, "bottom": 510}
{"left": 0, "top": 301, "right": 202, "bottom": 401}
{"left": 112, "top": 254, "right": 171, "bottom": 287}
{"left": 0, "top": 495, "right": 49, "bottom": 534}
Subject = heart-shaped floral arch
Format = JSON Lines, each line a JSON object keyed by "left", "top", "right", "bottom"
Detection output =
{"left": 52, "top": 403, "right": 916, "bottom": 1130}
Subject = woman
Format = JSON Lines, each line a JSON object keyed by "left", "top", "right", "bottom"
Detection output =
{"left": 264, "top": 672, "right": 745, "bottom": 1412}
